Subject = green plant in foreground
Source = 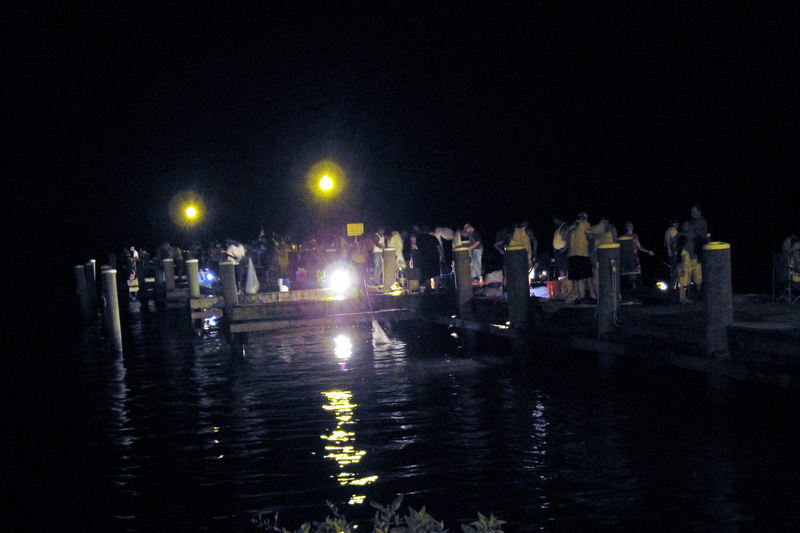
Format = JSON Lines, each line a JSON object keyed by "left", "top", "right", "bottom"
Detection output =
{"left": 249, "top": 496, "right": 505, "bottom": 533}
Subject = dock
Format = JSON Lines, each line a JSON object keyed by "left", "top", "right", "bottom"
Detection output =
{"left": 77, "top": 244, "right": 800, "bottom": 391}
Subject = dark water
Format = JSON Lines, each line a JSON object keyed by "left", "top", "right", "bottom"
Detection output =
{"left": 14, "top": 305, "right": 800, "bottom": 531}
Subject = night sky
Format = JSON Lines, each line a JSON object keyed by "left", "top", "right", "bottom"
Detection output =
{"left": 9, "top": 4, "right": 799, "bottom": 292}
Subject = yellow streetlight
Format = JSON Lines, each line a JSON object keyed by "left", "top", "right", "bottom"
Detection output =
{"left": 319, "top": 175, "right": 334, "bottom": 192}
{"left": 169, "top": 191, "right": 205, "bottom": 229}
{"left": 308, "top": 160, "right": 345, "bottom": 199}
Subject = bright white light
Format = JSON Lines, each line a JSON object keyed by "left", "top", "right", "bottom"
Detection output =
{"left": 206, "top": 272, "right": 215, "bottom": 281}
{"left": 329, "top": 269, "right": 351, "bottom": 291}
{"left": 334, "top": 334, "right": 352, "bottom": 359}
{"left": 203, "top": 315, "right": 220, "bottom": 330}
{"left": 319, "top": 175, "right": 334, "bottom": 191}
{"left": 656, "top": 281, "right": 669, "bottom": 291}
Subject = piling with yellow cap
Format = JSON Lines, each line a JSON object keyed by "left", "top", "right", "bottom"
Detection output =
{"left": 505, "top": 245, "right": 529, "bottom": 329}
{"left": 597, "top": 243, "right": 621, "bottom": 339}
{"left": 703, "top": 242, "right": 733, "bottom": 359}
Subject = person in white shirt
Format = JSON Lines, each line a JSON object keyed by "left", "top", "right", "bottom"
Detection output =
{"left": 226, "top": 239, "right": 247, "bottom": 291}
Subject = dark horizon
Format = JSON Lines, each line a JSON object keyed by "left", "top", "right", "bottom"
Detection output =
{"left": 9, "top": 4, "right": 799, "bottom": 292}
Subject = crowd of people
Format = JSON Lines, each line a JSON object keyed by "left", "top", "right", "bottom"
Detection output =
{"left": 122, "top": 205, "right": 717, "bottom": 302}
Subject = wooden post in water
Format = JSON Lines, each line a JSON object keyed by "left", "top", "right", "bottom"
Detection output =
{"left": 597, "top": 243, "right": 621, "bottom": 340}
{"left": 704, "top": 242, "right": 733, "bottom": 359}
{"left": 505, "top": 246, "right": 529, "bottom": 328}
{"left": 99, "top": 265, "right": 111, "bottom": 329}
{"left": 186, "top": 259, "right": 200, "bottom": 298}
{"left": 102, "top": 268, "right": 123, "bottom": 352}
{"left": 74, "top": 264, "right": 91, "bottom": 319}
{"left": 163, "top": 258, "right": 176, "bottom": 291}
{"left": 453, "top": 246, "right": 475, "bottom": 349}
{"left": 383, "top": 248, "right": 397, "bottom": 293}
{"left": 505, "top": 246, "right": 529, "bottom": 357}
{"left": 453, "top": 246, "right": 473, "bottom": 316}
{"left": 220, "top": 261, "right": 238, "bottom": 308}
{"left": 220, "top": 260, "right": 243, "bottom": 357}
{"left": 84, "top": 260, "right": 97, "bottom": 311}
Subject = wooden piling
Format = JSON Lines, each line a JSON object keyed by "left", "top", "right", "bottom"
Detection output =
{"left": 102, "top": 268, "right": 123, "bottom": 352}
{"left": 220, "top": 261, "right": 238, "bottom": 308}
{"left": 597, "top": 243, "right": 621, "bottom": 339}
{"left": 704, "top": 242, "right": 733, "bottom": 359}
{"left": 74, "top": 264, "right": 91, "bottom": 319}
{"left": 163, "top": 258, "right": 176, "bottom": 291}
{"left": 84, "top": 260, "right": 97, "bottom": 310}
{"left": 186, "top": 259, "right": 200, "bottom": 298}
{"left": 453, "top": 246, "right": 473, "bottom": 317}
{"left": 100, "top": 265, "right": 112, "bottom": 329}
{"left": 505, "top": 246, "right": 529, "bottom": 328}
{"left": 383, "top": 248, "right": 397, "bottom": 292}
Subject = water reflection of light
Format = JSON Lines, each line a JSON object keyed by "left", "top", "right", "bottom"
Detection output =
{"left": 334, "top": 334, "right": 352, "bottom": 360}
{"left": 202, "top": 315, "right": 220, "bottom": 331}
{"left": 321, "top": 390, "right": 378, "bottom": 505}
{"left": 525, "top": 398, "right": 550, "bottom": 482}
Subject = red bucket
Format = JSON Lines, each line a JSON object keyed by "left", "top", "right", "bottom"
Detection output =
{"left": 547, "top": 280, "right": 563, "bottom": 299}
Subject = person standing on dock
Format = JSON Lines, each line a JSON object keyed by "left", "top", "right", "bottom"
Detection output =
{"left": 226, "top": 239, "right": 247, "bottom": 292}
{"left": 677, "top": 222, "right": 702, "bottom": 303}
{"left": 621, "top": 221, "right": 655, "bottom": 289}
{"left": 664, "top": 219, "right": 680, "bottom": 289}
{"left": 127, "top": 246, "right": 139, "bottom": 280}
{"left": 690, "top": 205, "right": 709, "bottom": 243}
{"left": 372, "top": 228, "right": 385, "bottom": 285}
{"left": 464, "top": 223, "right": 484, "bottom": 282}
{"left": 567, "top": 212, "right": 595, "bottom": 303}
{"left": 388, "top": 230, "right": 406, "bottom": 270}
{"left": 552, "top": 216, "right": 570, "bottom": 280}
{"left": 508, "top": 221, "right": 536, "bottom": 271}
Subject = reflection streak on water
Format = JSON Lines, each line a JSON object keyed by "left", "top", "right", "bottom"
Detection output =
{"left": 62, "top": 308, "right": 789, "bottom": 531}
{"left": 320, "top": 389, "right": 377, "bottom": 504}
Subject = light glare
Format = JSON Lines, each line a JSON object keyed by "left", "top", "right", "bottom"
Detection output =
{"left": 329, "top": 269, "right": 351, "bottom": 291}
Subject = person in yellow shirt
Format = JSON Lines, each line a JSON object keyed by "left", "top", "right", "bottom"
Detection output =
{"left": 508, "top": 221, "right": 534, "bottom": 269}
{"left": 567, "top": 212, "right": 595, "bottom": 302}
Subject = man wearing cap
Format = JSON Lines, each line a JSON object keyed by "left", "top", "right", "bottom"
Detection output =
{"left": 464, "top": 223, "right": 483, "bottom": 282}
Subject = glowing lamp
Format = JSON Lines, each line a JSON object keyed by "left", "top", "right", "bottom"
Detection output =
{"left": 328, "top": 268, "right": 351, "bottom": 291}
{"left": 319, "top": 175, "right": 334, "bottom": 191}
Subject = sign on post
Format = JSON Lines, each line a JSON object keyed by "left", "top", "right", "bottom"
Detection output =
{"left": 347, "top": 223, "right": 364, "bottom": 237}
